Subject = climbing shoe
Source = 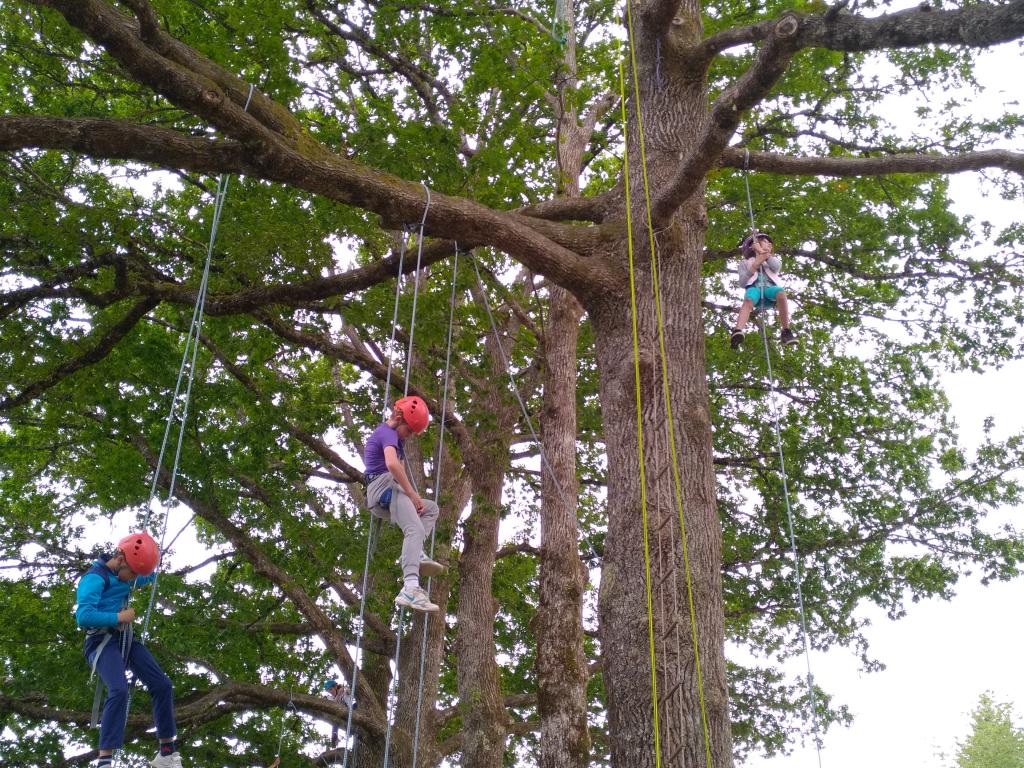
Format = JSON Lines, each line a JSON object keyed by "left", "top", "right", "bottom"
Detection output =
{"left": 419, "top": 553, "right": 447, "bottom": 578}
{"left": 150, "top": 754, "right": 183, "bottom": 768}
{"left": 729, "top": 328, "right": 744, "bottom": 350}
{"left": 780, "top": 328, "right": 797, "bottom": 346}
{"left": 394, "top": 586, "right": 439, "bottom": 613}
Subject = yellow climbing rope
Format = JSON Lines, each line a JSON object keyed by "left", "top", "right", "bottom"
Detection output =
{"left": 621, "top": 0, "right": 715, "bottom": 762}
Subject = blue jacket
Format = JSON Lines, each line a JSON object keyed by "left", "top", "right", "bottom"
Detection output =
{"left": 76, "top": 559, "right": 155, "bottom": 629}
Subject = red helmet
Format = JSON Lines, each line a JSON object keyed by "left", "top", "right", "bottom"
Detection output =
{"left": 394, "top": 395, "right": 430, "bottom": 434}
{"left": 740, "top": 231, "right": 773, "bottom": 257}
{"left": 117, "top": 531, "right": 160, "bottom": 576}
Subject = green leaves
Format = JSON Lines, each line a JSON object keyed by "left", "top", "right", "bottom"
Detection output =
{"left": 954, "top": 694, "right": 1024, "bottom": 768}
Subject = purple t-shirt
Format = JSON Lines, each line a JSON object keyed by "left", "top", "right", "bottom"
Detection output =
{"left": 363, "top": 422, "right": 404, "bottom": 476}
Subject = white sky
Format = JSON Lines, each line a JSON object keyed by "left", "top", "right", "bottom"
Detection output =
{"left": 748, "top": 360, "right": 1024, "bottom": 768}
{"left": 749, "top": 39, "right": 1024, "bottom": 766}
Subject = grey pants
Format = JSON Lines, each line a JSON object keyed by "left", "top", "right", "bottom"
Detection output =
{"left": 367, "top": 473, "right": 439, "bottom": 581}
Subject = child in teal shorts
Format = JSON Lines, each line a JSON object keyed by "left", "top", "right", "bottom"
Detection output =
{"left": 730, "top": 232, "right": 797, "bottom": 350}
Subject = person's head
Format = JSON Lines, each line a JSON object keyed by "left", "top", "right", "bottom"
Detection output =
{"left": 740, "top": 231, "right": 773, "bottom": 258}
{"left": 392, "top": 395, "right": 430, "bottom": 437}
{"left": 111, "top": 531, "right": 160, "bottom": 581}
{"left": 323, "top": 678, "right": 343, "bottom": 694}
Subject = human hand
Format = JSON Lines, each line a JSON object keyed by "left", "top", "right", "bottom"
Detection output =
{"left": 117, "top": 607, "right": 136, "bottom": 624}
{"left": 411, "top": 493, "right": 425, "bottom": 514}
{"left": 752, "top": 238, "right": 772, "bottom": 258}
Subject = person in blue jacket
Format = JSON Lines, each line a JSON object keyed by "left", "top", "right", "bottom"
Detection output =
{"left": 76, "top": 531, "right": 182, "bottom": 768}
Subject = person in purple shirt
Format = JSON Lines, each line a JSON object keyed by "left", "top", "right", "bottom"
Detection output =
{"left": 76, "top": 531, "right": 182, "bottom": 768}
{"left": 363, "top": 395, "right": 446, "bottom": 613}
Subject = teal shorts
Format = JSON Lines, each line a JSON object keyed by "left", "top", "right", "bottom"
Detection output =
{"left": 744, "top": 284, "right": 785, "bottom": 308}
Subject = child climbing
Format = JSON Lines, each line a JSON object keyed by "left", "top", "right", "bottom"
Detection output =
{"left": 323, "top": 678, "right": 354, "bottom": 750}
{"left": 323, "top": 678, "right": 354, "bottom": 708}
{"left": 362, "top": 395, "right": 446, "bottom": 613}
{"left": 76, "top": 531, "right": 182, "bottom": 768}
{"left": 730, "top": 231, "right": 798, "bottom": 349}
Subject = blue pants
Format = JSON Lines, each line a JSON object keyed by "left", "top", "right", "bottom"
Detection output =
{"left": 86, "top": 632, "right": 176, "bottom": 749}
{"left": 744, "top": 284, "right": 785, "bottom": 308}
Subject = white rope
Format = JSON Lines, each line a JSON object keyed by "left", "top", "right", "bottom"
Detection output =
{"left": 347, "top": 186, "right": 432, "bottom": 768}
{"left": 113, "top": 85, "right": 255, "bottom": 767}
{"left": 381, "top": 185, "right": 431, "bottom": 768}
{"left": 411, "top": 245, "right": 459, "bottom": 766}
{"left": 744, "top": 153, "right": 824, "bottom": 766}
{"left": 469, "top": 254, "right": 570, "bottom": 505}
{"left": 756, "top": 319, "right": 823, "bottom": 768}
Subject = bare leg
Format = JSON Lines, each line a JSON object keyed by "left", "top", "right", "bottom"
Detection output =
{"left": 735, "top": 298, "right": 754, "bottom": 330}
{"left": 776, "top": 292, "right": 791, "bottom": 328}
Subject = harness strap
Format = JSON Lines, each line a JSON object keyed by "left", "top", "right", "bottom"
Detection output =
{"left": 90, "top": 678, "right": 104, "bottom": 729}
{"left": 88, "top": 631, "right": 114, "bottom": 728}
{"left": 87, "top": 622, "right": 134, "bottom": 728}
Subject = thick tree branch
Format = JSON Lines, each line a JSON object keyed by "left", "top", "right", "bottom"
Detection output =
{"left": 653, "top": 14, "right": 802, "bottom": 224}
{"left": 19, "top": 0, "right": 616, "bottom": 298}
{"left": 719, "top": 146, "right": 1024, "bottom": 178}
{"left": 0, "top": 681, "right": 382, "bottom": 741}
{"left": 516, "top": 191, "right": 613, "bottom": 224}
{"left": 0, "top": 116, "right": 250, "bottom": 175}
{"left": 800, "top": 0, "right": 1024, "bottom": 52}
{"left": 694, "top": 1, "right": 1024, "bottom": 63}
{"left": 0, "top": 297, "right": 159, "bottom": 411}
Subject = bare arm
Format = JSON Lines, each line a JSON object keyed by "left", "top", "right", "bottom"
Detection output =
{"left": 383, "top": 446, "right": 424, "bottom": 513}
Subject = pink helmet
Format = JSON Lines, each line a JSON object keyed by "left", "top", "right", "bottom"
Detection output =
{"left": 395, "top": 395, "right": 430, "bottom": 434}
{"left": 117, "top": 531, "right": 160, "bottom": 576}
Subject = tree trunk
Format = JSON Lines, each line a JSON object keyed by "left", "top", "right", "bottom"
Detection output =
{"left": 590, "top": 4, "right": 733, "bottom": 766}
{"left": 454, "top": 310, "right": 524, "bottom": 768}
{"left": 456, "top": 460, "right": 510, "bottom": 768}
{"left": 535, "top": 284, "right": 590, "bottom": 768}
{"left": 533, "top": 8, "right": 592, "bottom": 754}
{"left": 394, "top": 461, "right": 472, "bottom": 768}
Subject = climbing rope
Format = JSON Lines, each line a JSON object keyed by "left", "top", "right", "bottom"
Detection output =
{"left": 381, "top": 185, "right": 433, "bottom": 768}
{"left": 742, "top": 149, "right": 757, "bottom": 233}
{"left": 621, "top": 6, "right": 716, "bottom": 759}
{"left": 618, "top": 53, "right": 665, "bottom": 768}
{"left": 345, "top": 184, "right": 432, "bottom": 768}
{"left": 410, "top": 244, "right": 460, "bottom": 767}
{"left": 275, "top": 688, "right": 297, "bottom": 759}
{"left": 742, "top": 159, "right": 824, "bottom": 768}
{"left": 107, "top": 86, "right": 255, "bottom": 767}
{"left": 468, "top": 254, "right": 570, "bottom": 505}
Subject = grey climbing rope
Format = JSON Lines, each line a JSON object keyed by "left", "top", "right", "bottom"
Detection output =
{"left": 345, "top": 184, "right": 432, "bottom": 768}
{"left": 111, "top": 85, "right": 255, "bottom": 768}
{"left": 744, "top": 151, "right": 824, "bottom": 768}
{"left": 410, "top": 245, "right": 459, "bottom": 767}
{"left": 469, "top": 254, "right": 570, "bottom": 505}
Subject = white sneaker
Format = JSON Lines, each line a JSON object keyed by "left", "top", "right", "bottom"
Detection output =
{"left": 394, "top": 586, "right": 439, "bottom": 613}
{"left": 419, "top": 553, "right": 447, "bottom": 578}
{"left": 151, "top": 754, "right": 183, "bottom": 768}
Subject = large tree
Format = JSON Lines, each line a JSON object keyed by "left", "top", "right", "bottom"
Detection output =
{"left": 2, "top": 1, "right": 1024, "bottom": 767}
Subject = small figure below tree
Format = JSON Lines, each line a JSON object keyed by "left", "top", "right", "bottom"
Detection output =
{"left": 76, "top": 531, "right": 183, "bottom": 768}
{"left": 730, "top": 231, "right": 798, "bottom": 350}
{"left": 362, "top": 395, "right": 447, "bottom": 613}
